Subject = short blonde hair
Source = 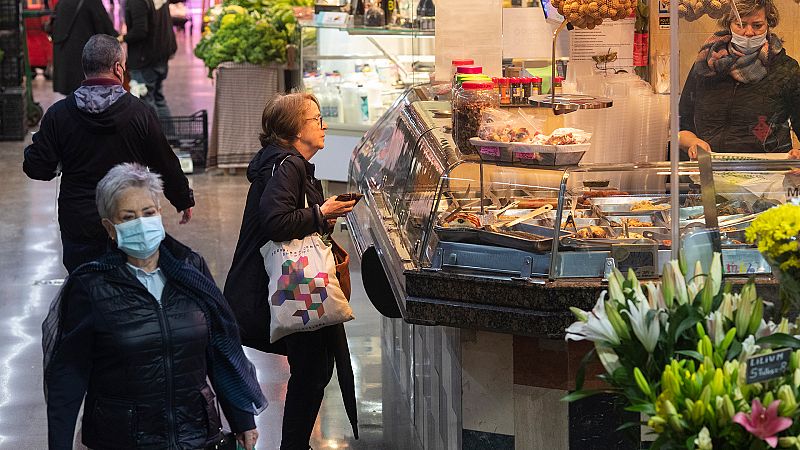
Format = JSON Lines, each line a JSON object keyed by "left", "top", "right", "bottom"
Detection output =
{"left": 259, "top": 93, "right": 320, "bottom": 148}
{"left": 718, "top": 0, "right": 779, "bottom": 29}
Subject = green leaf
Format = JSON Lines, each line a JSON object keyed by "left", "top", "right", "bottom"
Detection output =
{"left": 616, "top": 421, "right": 643, "bottom": 432}
{"left": 756, "top": 333, "right": 800, "bottom": 349}
{"left": 624, "top": 403, "right": 656, "bottom": 415}
{"left": 726, "top": 339, "right": 742, "bottom": 360}
{"left": 672, "top": 307, "right": 703, "bottom": 344}
{"left": 575, "top": 347, "right": 597, "bottom": 391}
{"left": 561, "top": 389, "right": 601, "bottom": 402}
{"left": 675, "top": 350, "right": 704, "bottom": 361}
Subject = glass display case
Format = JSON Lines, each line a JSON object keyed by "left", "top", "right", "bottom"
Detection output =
{"left": 349, "top": 85, "right": 800, "bottom": 281}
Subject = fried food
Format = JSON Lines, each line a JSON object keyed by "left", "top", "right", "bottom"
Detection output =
{"left": 576, "top": 226, "right": 608, "bottom": 239}
{"left": 624, "top": 219, "right": 653, "bottom": 227}
{"left": 442, "top": 213, "right": 481, "bottom": 228}
{"left": 630, "top": 200, "right": 670, "bottom": 211}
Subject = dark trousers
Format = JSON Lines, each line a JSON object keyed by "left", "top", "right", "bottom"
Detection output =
{"left": 129, "top": 61, "right": 171, "bottom": 119}
{"left": 280, "top": 326, "right": 336, "bottom": 450}
{"left": 62, "top": 237, "right": 111, "bottom": 274}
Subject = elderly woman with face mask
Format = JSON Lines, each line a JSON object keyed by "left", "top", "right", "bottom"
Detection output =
{"left": 42, "top": 163, "right": 265, "bottom": 450}
{"left": 679, "top": 0, "right": 800, "bottom": 159}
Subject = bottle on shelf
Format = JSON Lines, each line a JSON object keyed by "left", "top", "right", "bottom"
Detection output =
{"left": 352, "top": 0, "right": 365, "bottom": 25}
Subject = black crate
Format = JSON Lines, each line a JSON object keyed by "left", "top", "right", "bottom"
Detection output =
{"left": 0, "top": 86, "right": 26, "bottom": 140}
{"left": 160, "top": 110, "right": 209, "bottom": 170}
{"left": 0, "top": 0, "right": 21, "bottom": 30}
{"left": 0, "top": 28, "right": 22, "bottom": 87}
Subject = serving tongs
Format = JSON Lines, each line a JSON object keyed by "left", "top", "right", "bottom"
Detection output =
{"left": 501, "top": 204, "right": 553, "bottom": 228}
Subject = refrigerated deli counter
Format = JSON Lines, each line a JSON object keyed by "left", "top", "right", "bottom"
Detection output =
{"left": 344, "top": 85, "right": 799, "bottom": 449}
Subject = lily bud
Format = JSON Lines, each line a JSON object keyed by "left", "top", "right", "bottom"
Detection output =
{"left": 779, "top": 385, "right": 798, "bottom": 416}
{"left": 608, "top": 271, "right": 625, "bottom": 305}
{"left": 722, "top": 394, "right": 736, "bottom": 421}
{"left": 709, "top": 252, "right": 722, "bottom": 295}
{"left": 670, "top": 260, "right": 689, "bottom": 305}
{"left": 720, "top": 327, "right": 737, "bottom": 354}
{"left": 679, "top": 250, "right": 688, "bottom": 276}
{"left": 792, "top": 350, "right": 800, "bottom": 371}
{"left": 764, "top": 392, "right": 775, "bottom": 406}
{"left": 701, "top": 276, "right": 714, "bottom": 315}
{"left": 748, "top": 298, "right": 765, "bottom": 336}
{"left": 634, "top": 367, "right": 652, "bottom": 398}
{"left": 794, "top": 368, "right": 800, "bottom": 389}
{"left": 711, "top": 368, "right": 725, "bottom": 397}
{"left": 605, "top": 300, "right": 631, "bottom": 341}
{"left": 778, "top": 436, "right": 797, "bottom": 448}
{"left": 661, "top": 262, "right": 675, "bottom": 309}
{"left": 779, "top": 318, "right": 790, "bottom": 334}
{"left": 647, "top": 415, "right": 667, "bottom": 433}
{"left": 736, "top": 296, "right": 754, "bottom": 340}
{"left": 569, "top": 306, "right": 588, "bottom": 322}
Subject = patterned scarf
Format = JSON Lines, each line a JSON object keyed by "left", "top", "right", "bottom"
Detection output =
{"left": 43, "top": 242, "right": 268, "bottom": 415}
{"left": 696, "top": 31, "right": 783, "bottom": 83}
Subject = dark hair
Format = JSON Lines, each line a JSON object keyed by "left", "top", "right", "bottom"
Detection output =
{"left": 719, "top": 0, "right": 779, "bottom": 29}
{"left": 259, "top": 93, "right": 320, "bottom": 147}
{"left": 82, "top": 34, "right": 124, "bottom": 77}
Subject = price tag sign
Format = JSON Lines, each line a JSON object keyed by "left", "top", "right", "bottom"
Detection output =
{"left": 611, "top": 242, "right": 658, "bottom": 278}
{"left": 746, "top": 349, "right": 792, "bottom": 384}
{"left": 479, "top": 146, "right": 501, "bottom": 157}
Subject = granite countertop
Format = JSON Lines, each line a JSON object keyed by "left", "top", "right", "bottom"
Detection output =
{"left": 402, "top": 270, "right": 781, "bottom": 338}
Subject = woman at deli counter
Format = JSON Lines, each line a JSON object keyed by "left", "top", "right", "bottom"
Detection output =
{"left": 678, "top": 0, "right": 800, "bottom": 160}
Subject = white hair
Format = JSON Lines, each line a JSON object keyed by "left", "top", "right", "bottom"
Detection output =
{"left": 96, "top": 163, "right": 163, "bottom": 219}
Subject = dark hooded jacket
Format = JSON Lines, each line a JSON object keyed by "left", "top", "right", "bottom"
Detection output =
{"left": 680, "top": 47, "right": 800, "bottom": 154}
{"left": 23, "top": 80, "right": 194, "bottom": 244}
{"left": 223, "top": 144, "right": 329, "bottom": 353}
{"left": 124, "top": 0, "right": 178, "bottom": 70}
{"left": 51, "top": 0, "right": 117, "bottom": 95}
{"left": 223, "top": 144, "right": 359, "bottom": 436}
{"left": 43, "top": 236, "right": 258, "bottom": 450}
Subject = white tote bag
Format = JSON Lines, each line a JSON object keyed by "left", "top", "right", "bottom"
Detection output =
{"left": 261, "top": 233, "right": 354, "bottom": 343}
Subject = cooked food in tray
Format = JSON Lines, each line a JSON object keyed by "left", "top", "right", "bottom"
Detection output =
{"left": 576, "top": 226, "right": 609, "bottom": 239}
{"left": 441, "top": 213, "right": 482, "bottom": 228}
{"left": 630, "top": 200, "right": 670, "bottom": 211}
{"left": 621, "top": 218, "right": 653, "bottom": 227}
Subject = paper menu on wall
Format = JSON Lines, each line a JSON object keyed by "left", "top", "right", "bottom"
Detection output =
{"left": 569, "top": 18, "right": 635, "bottom": 73}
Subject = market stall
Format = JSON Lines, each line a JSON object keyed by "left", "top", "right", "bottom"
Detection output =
{"left": 340, "top": 0, "right": 800, "bottom": 445}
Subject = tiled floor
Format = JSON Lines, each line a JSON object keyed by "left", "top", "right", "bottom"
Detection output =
{"left": 0, "top": 18, "right": 385, "bottom": 450}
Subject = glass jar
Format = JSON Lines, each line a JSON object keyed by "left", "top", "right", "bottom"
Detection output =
{"left": 453, "top": 81, "right": 499, "bottom": 155}
{"left": 498, "top": 77, "right": 512, "bottom": 105}
{"left": 451, "top": 59, "right": 475, "bottom": 80}
{"left": 531, "top": 77, "right": 543, "bottom": 96}
{"left": 553, "top": 76, "right": 564, "bottom": 95}
{"left": 522, "top": 77, "right": 533, "bottom": 102}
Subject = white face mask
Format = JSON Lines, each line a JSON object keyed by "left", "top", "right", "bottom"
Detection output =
{"left": 731, "top": 30, "right": 768, "bottom": 52}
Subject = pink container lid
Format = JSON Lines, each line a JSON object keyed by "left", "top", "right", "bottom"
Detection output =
{"left": 462, "top": 81, "right": 494, "bottom": 90}
{"left": 456, "top": 65, "right": 483, "bottom": 74}
{"left": 451, "top": 59, "right": 475, "bottom": 66}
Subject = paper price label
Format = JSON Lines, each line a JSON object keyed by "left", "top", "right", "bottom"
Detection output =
{"left": 515, "top": 152, "right": 540, "bottom": 160}
{"left": 479, "top": 146, "right": 501, "bottom": 157}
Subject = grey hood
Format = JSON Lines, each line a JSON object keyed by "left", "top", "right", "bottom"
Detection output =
{"left": 73, "top": 84, "right": 128, "bottom": 114}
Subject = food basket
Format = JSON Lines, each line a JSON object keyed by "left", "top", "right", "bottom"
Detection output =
{"left": 469, "top": 138, "right": 589, "bottom": 166}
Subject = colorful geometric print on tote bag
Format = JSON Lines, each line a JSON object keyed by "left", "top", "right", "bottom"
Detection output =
{"left": 260, "top": 233, "right": 354, "bottom": 343}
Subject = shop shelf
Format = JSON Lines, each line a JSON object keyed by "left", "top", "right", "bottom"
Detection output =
{"left": 299, "top": 20, "right": 434, "bottom": 37}
{"left": 160, "top": 110, "right": 208, "bottom": 170}
{"left": 0, "top": 28, "right": 22, "bottom": 87}
{"left": 0, "top": 0, "right": 21, "bottom": 30}
{"left": 0, "top": 86, "right": 26, "bottom": 140}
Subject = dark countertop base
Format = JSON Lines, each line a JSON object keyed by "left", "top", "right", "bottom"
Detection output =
{"left": 403, "top": 269, "right": 781, "bottom": 338}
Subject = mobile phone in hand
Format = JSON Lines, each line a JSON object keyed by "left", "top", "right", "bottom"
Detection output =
{"left": 335, "top": 192, "right": 363, "bottom": 203}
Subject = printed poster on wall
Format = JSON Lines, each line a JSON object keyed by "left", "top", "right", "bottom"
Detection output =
{"left": 569, "top": 17, "right": 635, "bottom": 73}
{"left": 659, "top": 0, "right": 670, "bottom": 29}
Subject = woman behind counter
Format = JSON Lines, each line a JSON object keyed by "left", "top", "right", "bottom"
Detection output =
{"left": 42, "top": 163, "right": 265, "bottom": 450}
{"left": 679, "top": 0, "right": 800, "bottom": 159}
{"left": 224, "top": 92, "right": 358, "bottom": 449}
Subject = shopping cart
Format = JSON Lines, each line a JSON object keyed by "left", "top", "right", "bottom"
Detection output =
{"left": 159, "top": 110, "right": 209, "bottom": 172}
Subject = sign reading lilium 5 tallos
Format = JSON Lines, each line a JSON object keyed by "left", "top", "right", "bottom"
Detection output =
{"left": 746, "top": 349, "right": 792, "bottom": 384}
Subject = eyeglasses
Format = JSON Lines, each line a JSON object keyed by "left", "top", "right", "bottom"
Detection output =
{"left": 305, "top": 115, "right": 324, "bottom": 129}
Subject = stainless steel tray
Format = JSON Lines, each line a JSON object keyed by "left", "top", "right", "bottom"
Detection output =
{"left": 435, "top": 224, "right": 570, "bottom": 253}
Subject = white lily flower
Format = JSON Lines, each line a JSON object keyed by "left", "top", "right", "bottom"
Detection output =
{"left": 740, "top": 335, "right": 762, "bottom": 362}
{"left": 694, "top": 426, "right": 712, "bottom": 450}
{"left": 706, "top": 311, "right": 725, "bottom": 347}
{"left": 622, "top": 299, "right": 659, "bottom": 353}
{"left": 596, "top": 344, "right": 622, "bottom": 373}
{"left": 709, "top": 252, "right": 722, "bottom": 295}
{"left": 128, "top": 79, "right": 148, "bottom": 98}
{"left": 565, "top": 291, "right": 621, "bottom": 346}
{"left": 756, "top": 320, "right": 777, "bottom": 339}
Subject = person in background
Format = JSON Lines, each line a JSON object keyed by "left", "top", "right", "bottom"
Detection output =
{"left": 51, "top": 0, "right": 117, "bottom": 95}
{"left": 23, "top": 35, "right": 193, "bottom": 274}
{"left": 224, "top": 93, "right": 358, "bottom": 449}
{"left": 119, "top": 0, "right": 177, "bottom": 118}
{"left": 679, "top": 0, "right": 800, "bottom": 160}
{"left": 43, "top": 163, "right": 264, "bottom": 450}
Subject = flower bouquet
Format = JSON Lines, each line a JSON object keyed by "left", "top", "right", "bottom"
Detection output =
{"left": 746, "top": 202, "right": 800, "bottom": 314}
{"left": 565, "top": 253, "right": 800, "bottom": 449}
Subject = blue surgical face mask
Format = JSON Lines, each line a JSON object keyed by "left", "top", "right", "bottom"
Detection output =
{"left": 731, "top": 30, "right": 768, "bottom": 52}
{"left": 114, "top": 215, "right": 165, "bottom": 259}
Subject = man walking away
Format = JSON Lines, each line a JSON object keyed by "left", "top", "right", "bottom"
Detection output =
{"left": 121, "top": 0, "right": 177, "bottom": 118}
{"left": 23, "top": 34, "right": 194, "bottom": 273}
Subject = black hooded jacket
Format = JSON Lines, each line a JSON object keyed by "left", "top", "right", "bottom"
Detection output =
{"left": 680, "top": 47, "right": 800, "bottom": 154}
{"left": 23, "top": 91, "right": 194, "bottom": 243}
{"left": 124, "top": 0, "right": 178, "bottom": 70}
{"left": 44, "top": 236, "right": 255, "bottom": 450}
{"left": 223, "top": 144, "right": 329, "bottom": 352}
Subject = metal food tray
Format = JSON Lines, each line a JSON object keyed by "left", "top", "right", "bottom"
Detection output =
{"left": 560, "top": 235, "right": 657, "bottom": 250}
{"left": 435, "top": 224, "right": 570, "bottom": 253}
{"left": 589, "top": 196, "right": 672, "bottom": 216}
